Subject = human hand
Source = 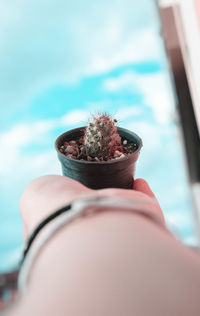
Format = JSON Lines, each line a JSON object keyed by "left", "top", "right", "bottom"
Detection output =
{"left": 20, "top": 176, "right": 164, "bottom": 241}
{"left": 16, "top": 177, "right": 200, "bottom": 316}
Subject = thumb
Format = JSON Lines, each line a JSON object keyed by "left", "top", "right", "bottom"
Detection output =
{"left": 133, "top": 178, "right": 156, "bottom": 199}
{"left": 134, "top": 178, "right": 165, "bottom": 222}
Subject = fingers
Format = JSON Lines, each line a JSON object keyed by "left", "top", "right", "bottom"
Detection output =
{"left": 133, "top": 178, "right": 155, "bottom": 198}
{"left": 134, "top": 178, "right": 165, "bottom": 222}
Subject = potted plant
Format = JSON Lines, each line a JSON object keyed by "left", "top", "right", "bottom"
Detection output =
{"left": 55, "top": 113, "right": 142, "bottom": 189}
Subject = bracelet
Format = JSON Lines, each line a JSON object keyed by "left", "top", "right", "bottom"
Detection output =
{"left": 18, "top": 195, "right": 167, "bottom": 294}
{"left": 20, "top": 203, "right": 71, "bottom": 266}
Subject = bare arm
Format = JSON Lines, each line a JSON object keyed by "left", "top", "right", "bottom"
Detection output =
{"left": 5, "top": 176, "right": 200, "bottom": 316}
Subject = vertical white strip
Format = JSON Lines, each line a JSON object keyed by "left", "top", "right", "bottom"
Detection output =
{"left": 159, "top": 0, "right": 200, "bottom": 135}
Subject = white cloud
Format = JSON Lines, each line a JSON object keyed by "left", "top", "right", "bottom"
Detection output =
{"left": 115, "top": 106, "right": 142, "bottom": 121}
{"left": 138, "top": 72, "right": 176, "bottom": 125}
{"left": 0, "top": 108, "right": 89, "bottom": 178}
{"left": 0, "top": 120, "right": 55, "bottom": 149}
{"left": 103, "top": 70, "right": 176, "bottom": 124}
{"left": 103, "top": 72, "right": 137, "bottom": 92}
{"left": 166, "top": 211, "right": 193, "bottom": 233}
{"left": 183, "top": 235, "right": 198, "bottom": 246}
{"left": 126, "top": 121, "right": 164, "bottom": 150}
{"left": 0, "top": 119, "right": 57, "bottom": 174}
{"left": 85, "top": 29, "right": 162, "bottom": 77}
{"left": 29, "top": 151, "right": 59, "bottom": 172}
{"left": 60, "top": 110, "right": 88, "bottom": 126}
{"left": 0, "top": 0, "right": 161, "bottom": 114}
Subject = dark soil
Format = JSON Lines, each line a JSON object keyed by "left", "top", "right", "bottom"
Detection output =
{"left": 59, "top": 134, "right": 137, "bottom": 162}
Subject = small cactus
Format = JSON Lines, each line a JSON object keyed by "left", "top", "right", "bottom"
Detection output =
{"left": 84, "top": 113, "right": 123, "bottom": 160}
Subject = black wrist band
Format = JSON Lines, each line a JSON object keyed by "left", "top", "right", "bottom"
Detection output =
{"left": 20, "top": 203, "right": 71, "bottom": 267}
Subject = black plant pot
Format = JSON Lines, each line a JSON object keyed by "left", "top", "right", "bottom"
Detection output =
{"left": 55, "top": 126, "right": 142, "bottom": 190}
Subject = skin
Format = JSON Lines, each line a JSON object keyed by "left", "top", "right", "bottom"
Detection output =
{"left": 3, "top": 176, "right": 200, "bottom": 315}
{"left": 19, "top": 175, "right": 165, "bottom": 241}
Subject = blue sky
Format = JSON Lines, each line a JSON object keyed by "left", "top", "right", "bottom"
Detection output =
{"left": 0, "top": 0, "right": 196, "bottom": 271}
{"left": 0, "top": 0, "right": 159, "bottom": 121}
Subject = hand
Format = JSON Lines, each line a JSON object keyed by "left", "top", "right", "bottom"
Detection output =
{"left": 12, "top": 177, "right": 200, "bottom": 316}
{"left": 20, "top": 175, "right": 164, "bottom": 241}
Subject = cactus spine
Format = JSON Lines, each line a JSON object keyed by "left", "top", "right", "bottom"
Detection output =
{"left": 84, "top": 113, "right": 123, "bottom": 160}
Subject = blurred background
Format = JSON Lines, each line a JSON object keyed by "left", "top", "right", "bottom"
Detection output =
{"left": 0, "top": 0, "right": 200, "bottom": 273}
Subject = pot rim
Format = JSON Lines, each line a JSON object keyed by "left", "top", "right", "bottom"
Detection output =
{"left": 55, "top": 126, "right": 143, "bottom": 165}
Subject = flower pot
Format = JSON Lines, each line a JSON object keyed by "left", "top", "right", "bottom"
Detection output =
{"left": 55, "top": 126, "right": 142, "bottom": 190}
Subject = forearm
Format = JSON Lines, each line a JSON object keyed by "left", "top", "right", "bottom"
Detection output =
{"left": 7, "top": 208, "right": 200, "bottom": 316}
